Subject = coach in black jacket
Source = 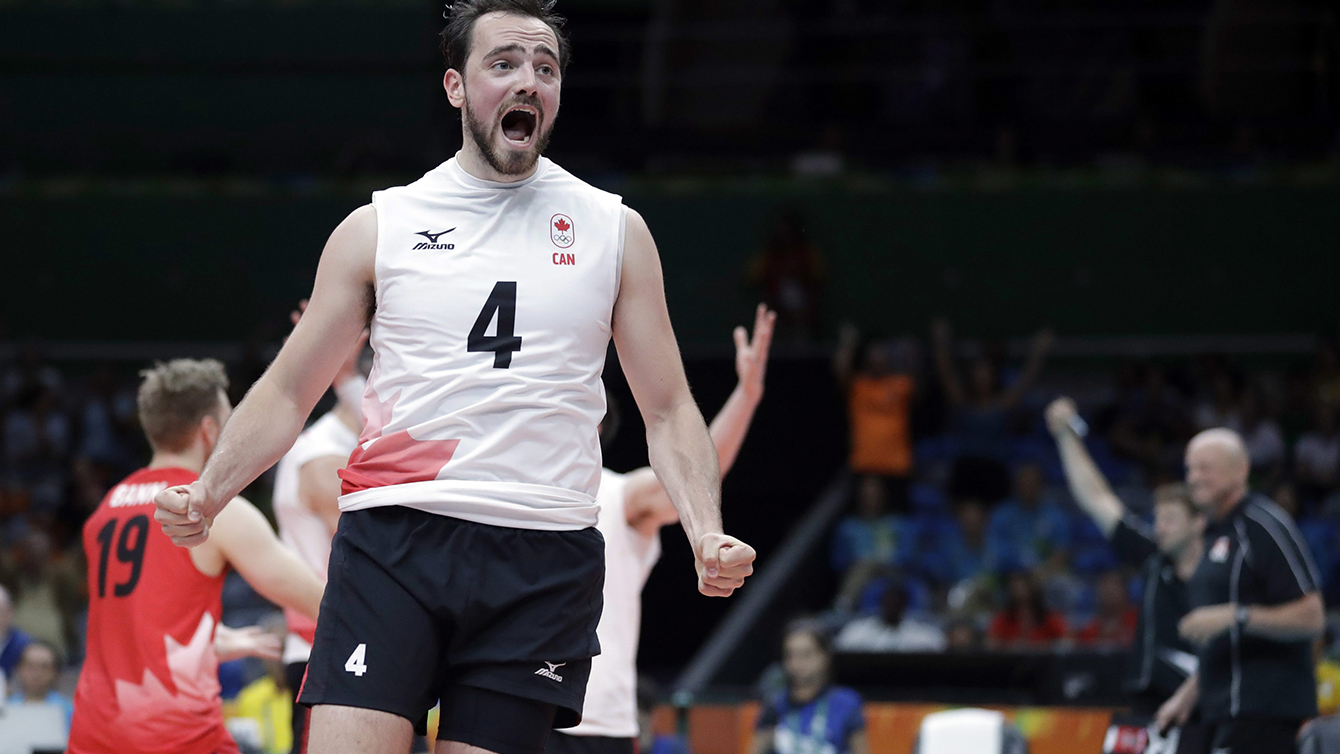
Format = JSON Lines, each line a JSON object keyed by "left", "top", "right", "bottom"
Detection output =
{"left": 1160, "top": 428, "right": 1324, "bottom": 754}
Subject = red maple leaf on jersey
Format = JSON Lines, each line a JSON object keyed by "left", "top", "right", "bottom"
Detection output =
{"left": 554, "top": 218, "right": 570, "bottom": 232}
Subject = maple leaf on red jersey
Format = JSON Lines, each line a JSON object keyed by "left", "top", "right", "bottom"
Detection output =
{"left": 554, "top": 218, "right": 570, "bottom": 232}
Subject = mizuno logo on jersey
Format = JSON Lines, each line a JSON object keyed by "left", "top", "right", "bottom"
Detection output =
{"left": 413, "top": 229, "right": 456, "bottom": 250}
{"left": 535, "top": 661, "right": 565, "bottom": 682}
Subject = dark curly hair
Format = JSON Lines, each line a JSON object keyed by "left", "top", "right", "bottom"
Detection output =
{"left": 441, "top": 0, "right": 571, "bottom": 76}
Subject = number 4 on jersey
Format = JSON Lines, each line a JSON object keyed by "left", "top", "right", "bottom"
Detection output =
{"left": 345, "top": 643, "right": 368, "bottom": 677}
{"left": 468, "top": 281, "right": 523, "bottom": 368}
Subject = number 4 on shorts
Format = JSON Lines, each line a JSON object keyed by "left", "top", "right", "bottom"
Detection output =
{"left": 345, "top": 643, "right": 368, "bottom": 677}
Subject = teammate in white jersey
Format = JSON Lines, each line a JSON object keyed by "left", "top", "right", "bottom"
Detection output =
{"left": 547, "top": 305, "right": 774, "bottom": 754}
{"left": 154, "top": 2, "right": 757, "bottom": 753}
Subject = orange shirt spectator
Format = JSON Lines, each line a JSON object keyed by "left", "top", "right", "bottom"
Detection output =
{"left": 848, "top": 374, "right": 914, "bottom": 477}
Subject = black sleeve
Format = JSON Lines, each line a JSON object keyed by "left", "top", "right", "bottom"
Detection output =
{"left": 1245, "top": 505, "right": 1321, "bottom": 604}
{"left": 1110, "top": 514, "right": 1159, "bottom": 567}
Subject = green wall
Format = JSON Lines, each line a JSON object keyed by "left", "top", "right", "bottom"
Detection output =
{"left": 2, "top": 183, "right": 1337, "bottom": 343}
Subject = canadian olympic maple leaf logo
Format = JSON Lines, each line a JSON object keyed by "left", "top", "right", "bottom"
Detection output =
{"left": 550, "top": 213, "right": 574, "bottom": 249}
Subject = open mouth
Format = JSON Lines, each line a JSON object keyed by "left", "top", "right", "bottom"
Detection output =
{"left": 500, "top": 106, "right": 538, "bottom": 146}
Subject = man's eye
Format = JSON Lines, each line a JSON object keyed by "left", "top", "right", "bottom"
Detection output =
{"left": 538, "top": 65, "right": 553, "bottom": 75}
{"left": 493, "top": 61, "right": 511, "bottom": 70}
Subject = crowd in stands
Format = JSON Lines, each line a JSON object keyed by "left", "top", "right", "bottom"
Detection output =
{"left": 828, "top": 324, "right": 1340, "bottom": 656}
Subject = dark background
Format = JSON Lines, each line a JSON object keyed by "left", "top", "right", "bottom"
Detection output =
{"left": 3, "top": 0, "right": 1339, "bottom": 681}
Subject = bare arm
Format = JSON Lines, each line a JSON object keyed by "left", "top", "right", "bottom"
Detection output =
{"left": 1000, "top": 327, "right": 1054, "bottom": 408}
{"left": 1046, "top": 397, "right": 1124, "bottom": 537}
{"left": 612, "top": 209, "right": 756, "bottom": 597}
{"left": 1243, "top": 593, "right": 1325, "bottom": 641}
{"left": 930, "top": 318, "right": 964, "bottom": 406}
{"left": 1155, "top": 673, "right": 1198, "bottom": 733}
{"left": 156, "top": 206, "right": 376, "bottom": 546}
{"left": 201, "top": 496, "right": 325, "bottom": 620}
{"left": 625, "top": 305, "right": 775, "bottom": 537}
{"left": 299, "top": 455, "right": 348, "bottom": 536}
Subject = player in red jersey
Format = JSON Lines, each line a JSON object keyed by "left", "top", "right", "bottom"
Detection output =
{"left": 69, "top": 359, "right": 326, "bottom": 754}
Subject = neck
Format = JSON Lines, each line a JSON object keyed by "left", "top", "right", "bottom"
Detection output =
{"left": 148, "top": 446, "right": 207, "bottom": 474}
{"left": 1211, "top": 486, "right": 1248, "bottom": 520}
{"left": 1175, "top": 536, "right": 1204, "bottom": 580}
{"left": 791, "top": 681, "right": 823, "bottom": 704}
{"left": 23, "top": 689, "right": 46, "bottom": 702}
{"left": 455, "top": 144, "right": 538, "bottom": 184}
{"left": 333, "top": 402, "right": 362, "bottom": 434}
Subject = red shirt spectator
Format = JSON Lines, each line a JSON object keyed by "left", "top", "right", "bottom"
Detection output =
{"left": 987, "top": 571, "right": 1069, "bottom": 648}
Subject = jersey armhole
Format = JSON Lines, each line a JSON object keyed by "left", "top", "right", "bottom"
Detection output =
{"left": 367, "top": 195, "right": 386, "bottom": 310}
{"left": 614, "top": 205, "right": 628, "bottom": 303}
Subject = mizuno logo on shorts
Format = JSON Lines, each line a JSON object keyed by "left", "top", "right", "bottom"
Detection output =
{"left": 535, "top": 661, "right": 565, "bottom": 682}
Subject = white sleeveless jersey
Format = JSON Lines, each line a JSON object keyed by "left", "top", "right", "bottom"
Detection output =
{"left": 566, "top": 469, "right": 662, "bottom": 737}
{"left": 273, "top": 411, "right": 358, "bottom": 663}
{"left": 337, "top": 156, "right": 626, "bottom": 531}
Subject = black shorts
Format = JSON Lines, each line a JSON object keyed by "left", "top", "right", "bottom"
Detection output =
{"left": 298, "top": 506, "right": 605, "bottom": 735}
{"left": 543, "top": 732, "right": 635, "bottom": 754}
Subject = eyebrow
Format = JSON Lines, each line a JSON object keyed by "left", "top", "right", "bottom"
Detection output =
{"left": 483, "top": 43, "right": 560, "bottom": 64}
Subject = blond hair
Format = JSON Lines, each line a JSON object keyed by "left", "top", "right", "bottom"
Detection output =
{"left": 137, "top": 359, "right": 229, "bottom": 451}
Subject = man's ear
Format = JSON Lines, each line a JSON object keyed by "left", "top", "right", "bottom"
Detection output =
{"left": 444, "top": 69, "right": 466, "bottom": 109}
{"left": 200, "top": 414, "right": 221, "bottom": 452}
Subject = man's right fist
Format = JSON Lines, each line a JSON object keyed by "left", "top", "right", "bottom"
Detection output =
{"left": 154, "top": 481, "right": 219, "bottom": 548}
{"left": 1045, "top": 397, "right": 1079, "bottom": 437}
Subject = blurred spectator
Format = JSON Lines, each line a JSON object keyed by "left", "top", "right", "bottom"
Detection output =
{"left": 75, "top": 368, "right": 140, "bottom": 473}
{"left": 1296, "top": 406, "right": 1340, "bottom": 503}
{"left": 834, "top": 324, "right": 915, "bottom": 491}
{"left": 1240, "top": 388, "right": 1286, "bottom": 479}
{"left": 1313, "top": 340, "right": 1340, "bottom": 414}
{"left": 923, "top": 499, "right": 992, "bottom": 587}
{"left": 831, "top": 475, "right": 917, "bottom": 612}
{"left": 834, "top": 580, "right": 946, "bottom": 653}
{"left": 944, "top": 615, "right": 981, "bottom": 652}
{"left": 6, "top": 639, "right": 73, "bottom": 730}
{"left": 637, "top": 677, "right": 690, "bottom": 754}
{"left": 1194, "top": 370, "right": 1242, "bottom": 432}
{"left": 746, "top": 209, "right": 825, "bottom": 342}
{"left": 752, "top": 620, "right": 867, "bottom": 754}
{"left": 987, "top": 571, "right": 1068, "bottom": 649}
{"left": 1075, "top": 570, "right": 1138, "bottom": 646}
{"left": 0, "top": 584, "right": 33, "bottom": 680}
{"left": 1109, "top": 364, "right": 1193, "bottom": 480}
{"left": 3, "top": 385, "right": 70, "bottom": 517}
{"left": 0, "top": 528, "right": 83, "bottom": 659}
{"left": 1, "top": 344, "right": 63, "bottom": 404}
{"left": 932, "top": 319, "right": 1053, "bottom": 502}
{"left": 986, "top": 462, "right": 1070, "bottom": 574}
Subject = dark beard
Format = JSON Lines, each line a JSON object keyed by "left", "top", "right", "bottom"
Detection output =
{"left": 463, "top": 97, "right": 553, "bottom": 177}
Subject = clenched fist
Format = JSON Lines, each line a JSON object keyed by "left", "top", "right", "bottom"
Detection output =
{"left": 695, "top": 533, "right": 756, "bottom": 597}
{"left": 154, "top": 480, "right": 224, "bottom": 547}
